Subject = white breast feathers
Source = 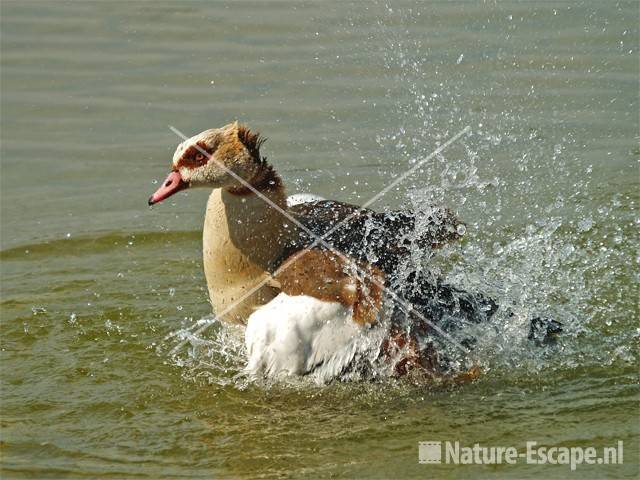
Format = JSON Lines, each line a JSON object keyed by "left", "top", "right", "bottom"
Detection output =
{"left": 245, "top": 293, "right": 379, "bottom": 383}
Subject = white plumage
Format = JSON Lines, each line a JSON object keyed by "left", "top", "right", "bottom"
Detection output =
{"left": 245, "top": 293, "right": 380, "bottom": 383}
{"left": 286, "top": 193, "right": 325, "bottom": 207}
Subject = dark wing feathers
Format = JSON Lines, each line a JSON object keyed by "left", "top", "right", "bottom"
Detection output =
{"left": 283, "top": 200, "right": 463, "bottom": 274}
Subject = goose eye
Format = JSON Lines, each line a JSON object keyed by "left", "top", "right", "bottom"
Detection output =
{"left": 195, "top": 153, "right": 205, "bottom": 161}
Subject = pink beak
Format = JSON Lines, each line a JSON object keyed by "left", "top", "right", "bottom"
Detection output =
{"left": 148, "top": 171, "right": 188, "bottom": 205}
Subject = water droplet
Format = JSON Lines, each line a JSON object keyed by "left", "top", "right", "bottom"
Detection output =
{"left": 577, "top": 218, "right": 594, "bottom": 232}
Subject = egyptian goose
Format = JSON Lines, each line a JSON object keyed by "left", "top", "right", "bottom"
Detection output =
{"left": 149, "top": 122, "right": 560, "bottom": 382}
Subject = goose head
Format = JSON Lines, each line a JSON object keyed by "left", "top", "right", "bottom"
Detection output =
{"left": 148, "top": 122, "right": 270, "bottom": 205}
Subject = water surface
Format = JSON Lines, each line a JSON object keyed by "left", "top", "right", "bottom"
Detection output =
{"left": 1, "top": 1, "right": 638, "bottom": 478}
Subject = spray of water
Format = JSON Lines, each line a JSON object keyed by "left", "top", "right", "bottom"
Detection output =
{"left": 161, "top": 4, "right": 638, "bottom": 388}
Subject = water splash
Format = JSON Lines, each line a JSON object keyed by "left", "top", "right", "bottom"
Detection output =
{"left": 160, "top": 316, "right": 250, "bottom": 388}
{"left": 161, "top": 3, "right": 638, "bottom": 388}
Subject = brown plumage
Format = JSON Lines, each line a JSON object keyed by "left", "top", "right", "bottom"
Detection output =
{"left": 271, "top": 249, "right": 385, "bottom": 326}
{"left": 227, "top": 164, "right": 283, "bottom": 196}
{"left": 237, "top": 125, "right": 267, "bottom": 164}
{"left": 175, "top": 140, "right": 212, "bottom": 170}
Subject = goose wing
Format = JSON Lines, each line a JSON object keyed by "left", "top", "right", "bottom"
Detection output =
{"left": 287, "top": 200, "right": 463, "bottom": 274}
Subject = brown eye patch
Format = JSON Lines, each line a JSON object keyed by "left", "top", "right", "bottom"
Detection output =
{"left": 176, "top": 141, "right": 213, "bottom": 170}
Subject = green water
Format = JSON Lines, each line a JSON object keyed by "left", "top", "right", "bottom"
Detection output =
{"left": 1, "top": 1, "right": 638, "bottom": 478}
